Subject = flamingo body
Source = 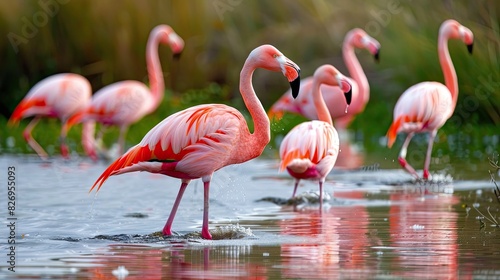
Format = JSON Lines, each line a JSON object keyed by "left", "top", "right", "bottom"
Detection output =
{"left": 269, "top": 28, "right": 379, "bottom": 129}
{"left": 387, "top": 82, "right": 452, "bottom": 143}
{"left": 92, "top": 45, "right": 301, "bottom": 239}
{"left": 279, "top": 65, "right": 352, "bottom": 203}
{"left": 8, "top": 73, "right": 92, "bottom": 159}
{"left": 280, "top": 120, "right": 339, "bottom": 180}
{"left": 94, "top": 104, "right": 253, "bottom": 186}
{"left": 81, "top": 81, "right": 155, "bottom": 126}
{"left": 386, "top": 19, "right": 474, "bottom": 180}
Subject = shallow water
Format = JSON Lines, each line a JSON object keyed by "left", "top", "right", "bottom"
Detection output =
{"left": 0, "top": 153, "right": 499, "bottom": 279}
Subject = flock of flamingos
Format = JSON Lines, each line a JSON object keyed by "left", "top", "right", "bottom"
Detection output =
{"left": 8, "top": 19, "right": 474, "bottom": 239}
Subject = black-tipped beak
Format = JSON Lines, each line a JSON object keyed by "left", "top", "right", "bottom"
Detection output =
{"left": 344, "top": 88, "right": 352, "bottom": 105}
{"left": 374, "top": 49, "right": 380, "bottom": 63}
{"left": 173, "top": 52, "right": 182, "bottom": 60}
{"left": 467, "top": 43, "right": 473, "bottom": 54}
{"left": 290, "top": 75, "right": 301, "bottom": 99}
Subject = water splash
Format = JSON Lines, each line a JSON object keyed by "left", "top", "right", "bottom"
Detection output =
{"left": 345, "top": 104, "right": 349, "bottom": 114}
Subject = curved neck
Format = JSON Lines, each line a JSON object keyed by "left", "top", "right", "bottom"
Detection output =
{"left": 343, "top": 41, "right": 369, "bottom": 109}
{"left": 239, "top": 61, "right": 270, "bottom": 150}
{"left": 145, "top": 32, "right": 165, "bottom": 112}
{"left": 312, "top": 79, "right": 333, "bottom": 125}
{"left": 438, "top": 35, "right": 458, "bottom": 109}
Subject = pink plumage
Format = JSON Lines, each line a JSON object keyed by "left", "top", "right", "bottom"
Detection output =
{"left": 386, "top": 19, "right": 474, "bottom": 180}
{"left": 65, "top": 25, "right": 184, "bottom": 158}
{"left": 91, "top": 44, "right": 301, "bottom": 239}
{"left": 8, "top": 73, "right": 93, "bottom": 160}
{"left": 279, "top": 64, "right": 352, "bottom": 205}
{"left": 269, "top": 28, "right": 379, "bottom": 129}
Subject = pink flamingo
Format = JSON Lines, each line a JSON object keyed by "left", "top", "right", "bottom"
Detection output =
{"left": 386, "top": 19, "right": 474, "bottom": 180}
{"left": 8, "top": 73, "right": 94, "bottom": 160}
{"left": 90, "top": 45, "right": 301, "bottom": 239}
{"left": 279, "top": 65, "right": 352, "bottom": 204}
{"left": 269, "top": 28, "right": 379, "bottom": 129}
{"left": 64, "top": 24, "right": 184, "bottom": 158}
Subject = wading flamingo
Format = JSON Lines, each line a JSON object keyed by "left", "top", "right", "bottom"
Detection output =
{"left": 269, "top": 28, "right": 379, "bottom": 129}
{"left": 279, "top": 65, "right": 352, "bottom": 205}
{"left": 64, "top": 24, "right": 184, "bottom": 158}
{"left": 91, "top": 45, "right": 301, "bottom": 239}
{"left": 8, "top": 73, "right": 93, "bottom": 160}
{"left": 386, "top": 19, "right": 474, "bottom": 180}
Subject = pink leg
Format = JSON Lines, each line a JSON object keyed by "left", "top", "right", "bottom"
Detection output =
{"left": 318, "top": 180, "right": 324, "bottom": 209}
{"left": 163, "top": 180, "right": 189, "bottom": 236}
{"left": 117, "top": 126, "right": 128, "bottom": 155}
{"left": 94, "top": 126, "right": 107, "bottom": 155}
{"left": 398, "top": 132, "right": 419, "bottom": 179}
{"left": 291, "top": 179, "right": 300, "bottom": 198}
{"left": 23, "top": 117, "right": 48, "bottom": 160}
{"left": 201, "top": 180, "right": 212, "bottom": 240}
{"left": 423, "top": 130, "right": 437, "bottom": 180}
{"left": 60, "top": 120, "right": 70, "bottom": 159}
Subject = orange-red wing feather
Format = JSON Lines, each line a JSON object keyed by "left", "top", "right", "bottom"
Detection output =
{"left": 8, "top": 98, "right": 47, "bottom": 124}
{"left": 386, "top": 115, "right": 406, "bottom": 148}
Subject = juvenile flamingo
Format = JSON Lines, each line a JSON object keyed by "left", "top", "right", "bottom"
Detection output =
{"left": 269, "top": 28, "right": 379, "bottom": 129}
{"left": 8, "top": 73, "right": 93, "bottom": 160}
{"left": 91, "top": 45, "right": 301, "bottom": 239}
{"left": 64, "top": 24, "right": 184, "bottom": 157}
{"left": 279, "top": 65, "right": 352, "bottom": 205}
{"left": 386, "top": 19, "right": 474, "bottom": 180}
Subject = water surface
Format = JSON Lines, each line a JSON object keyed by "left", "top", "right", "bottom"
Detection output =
{"left": 0, "top": 153, "right": 499, "bottom": 279}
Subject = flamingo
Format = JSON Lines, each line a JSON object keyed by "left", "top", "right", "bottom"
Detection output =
{"left": 8, "top": 73, "right": 94, "bottom": 160}
{"left": 386, "top": 19, "right": 474, "bottom": 180}
{"left": 64, "top": 24, "right": 184, "bottom": 158}
{"left": 268, "top": 28, "right": 379, "bottom": 129}
{"left": 90, "top": 45, "right": 301, "bottom": 240}
{"left": 279, "top": 65, "right": 352, "bottom": 205}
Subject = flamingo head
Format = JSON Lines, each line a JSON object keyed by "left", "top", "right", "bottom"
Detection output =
{"left": 313, "top": 65, "right": 352, "bottom": 105}
{"left": 440, "top": 19, "right": 474, "bottom": 54}
{"left": 153, "top": 25, "right": 185, "bottom": 59}
{"left": 168, "top": 31, "right": 184, "bottom": 59}
{"left": 247, "top": 44, "right": 301, "bottom": 98}
{"left": 346, "top": 28, "right": 381, "bottom": 62}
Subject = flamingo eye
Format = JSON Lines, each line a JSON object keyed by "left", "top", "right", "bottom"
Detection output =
{"left": 273, "top": 54, "right": 278, "bottom": 58}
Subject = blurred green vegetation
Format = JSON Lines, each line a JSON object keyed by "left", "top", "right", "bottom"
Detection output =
{"left": 0, "top": 0, "right": 498, "bottom": 160}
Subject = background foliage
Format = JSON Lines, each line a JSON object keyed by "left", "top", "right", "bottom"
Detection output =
{"left": 0, "top": 0, "right": 498, "bottom": 161}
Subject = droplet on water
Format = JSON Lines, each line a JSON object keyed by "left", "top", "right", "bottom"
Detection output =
{"left": 112, "top": 266, "right": 129, "bottom": 279}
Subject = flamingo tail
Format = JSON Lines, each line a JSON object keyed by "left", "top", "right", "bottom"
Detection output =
{"left": 267, "top": 107, "right": 284, "bottom": 121}
{"left": 90, "top": 145, "right": 152, "bottom": 193}
{"left": 63, "top": 111, "right": 85, "bottom": 133}
{"left": 280, "top": 149, "right": 311, "bottom": 171}
{"left": 8, "top": 99, "right": 44, "bottom": 125}
{"left": 386, "top": 115, "right": 405, "bottom": 148}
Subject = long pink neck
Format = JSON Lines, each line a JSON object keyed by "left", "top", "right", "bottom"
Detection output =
{"left": 438, "top": 34, "right": 458, "bottom": 110}
{"left": 145, "top": 30, "right": 166, "bottom": 113}
{"left": 343, "top": 40, "right": 369, "bottom": 111}
{"left": 239, "top": 60, "right": 270, "bottom": 155}
{"left": 312, "top": 78, "right": 333, "bottom": 125}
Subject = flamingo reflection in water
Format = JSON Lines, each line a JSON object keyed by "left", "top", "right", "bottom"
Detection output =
{"left": 85, "top": 244, "right": 267, "bottom": 279}
{"left": 279, "top": 189, "right": 376, "bottom": 279}
{"left": 389, "top": 191, "right": 459, "bottom": 278}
